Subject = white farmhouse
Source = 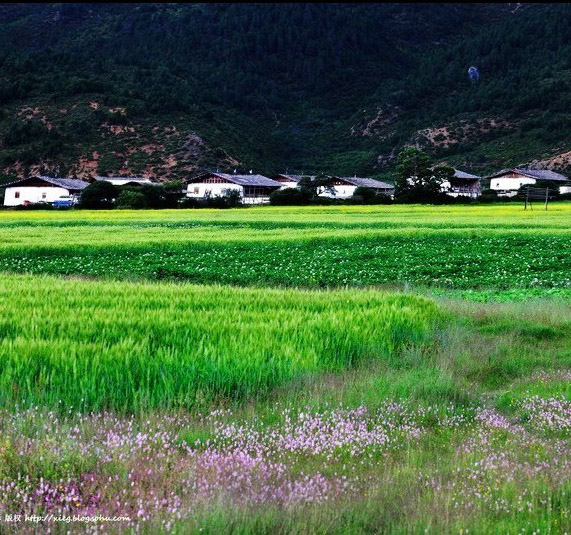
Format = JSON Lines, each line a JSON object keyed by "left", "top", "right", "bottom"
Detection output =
{"left": 186, "top": 172, "right": 283, "bottom": 204}
{"left": 488, "top": 168, "right": 568, "bottom": 196}
{"left": 272, "top": 174, "right": 394, "bottom": 198}
{"left": 94, "top": 176, "right": 153, "bottom": 187}
{"left": 3, "top": 175, "right": 89, "bottom": 206}
{"left": 320, "top": 176, "right": 394, "bottom": 198}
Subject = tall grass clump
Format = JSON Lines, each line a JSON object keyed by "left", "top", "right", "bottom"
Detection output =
{"left": 0, "top": 274, "right": 440, "bottom": 412}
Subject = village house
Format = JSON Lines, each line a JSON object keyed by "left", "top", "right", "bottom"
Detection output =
{"left": 186, "top": 172, "right": 283, "bottom": 204}
{"left": 488, "top": 168, "right": 568, "bottom": 196}
{"left": 271, "top": 174, "right": 315, "bottom": 188}
{"left": 94, "top": 176, "right": 154, "bottom": 187}
{"left": 272, "top": 174, "right": 395, "bottom": 197}
{"left": 441, "top": 169, "right": 481, "bottom": 198}
{"left": 321, "top": 176, "right": 395, "bottom": 198}
{"left": 3, "top": 175, "right": 89, "bottom": 206}
{"left": 272, "top": 174, "right": 394, "bottom": 198}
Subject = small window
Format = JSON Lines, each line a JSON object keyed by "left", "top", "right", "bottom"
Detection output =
{"left": 14, "top": 191, "right": 20, "bottom": 199}
{"left": 194, "top": 187, "right": 199, "bottom": 194}
{"left": 42, "top": 192, "right": 47, "bottom": 199}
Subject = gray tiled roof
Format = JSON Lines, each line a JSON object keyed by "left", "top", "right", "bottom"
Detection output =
{"left": 4, "top": 175, "right": 89, "bottom": 190}
{"left": 334, "top": 176, "right": 394, "bottom": 189}
{"left": 37, "top": 176, "right": 90, "bottom": 190}
{"left": 95, "top": 176, "right": 153, "bottom": 184}
{"left": 273, "top": 174, "right": 316, "bottom": 182}
{"left": 485, "top": 168, "right": 511, "bottom": 179}
{"left": 190, "top": 172, "right": 282, "bottom": 187}
{"left": 453, "top": 169, "right": 480, "bottom": 180}
{"left": 514, "top": 168, "right": 567, "bottom": 181}
{"left": 487, "top": 168, "right": 567, "bottom": 181}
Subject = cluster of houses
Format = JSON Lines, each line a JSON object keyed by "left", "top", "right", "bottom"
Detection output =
{"left": 2, "top": 167, "right": 569, "bottom": 207}
{"left": 185, "top": 172, "right": 397, "bottom": 205}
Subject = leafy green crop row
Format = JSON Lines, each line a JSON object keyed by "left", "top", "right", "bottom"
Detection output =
{"left": 1, "top": 205, "right": 569, "bottom": 290}
{"left": 1, "top": 233, "right": 569, "bottom": 289}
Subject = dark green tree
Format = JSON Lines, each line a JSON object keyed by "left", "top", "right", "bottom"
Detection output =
{"left": 394, "top": 147, "right": 454, "bottom": 202}
{"left": 297, "top": 174, "right": 335, "bottom": 199}
{"left": 351, "top": 186, "right": 392, "bottom": 204}
{"left": 78, "top": 181, "right": 117, "bottom": 209}
{"left": 269, "top": 186, "right": 313, "bottom": 205}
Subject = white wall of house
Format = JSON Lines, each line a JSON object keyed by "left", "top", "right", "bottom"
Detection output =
{"left": 490, "top": 177, "right": 535, "bottom": 191}
{"left": 185, "top": 182, "right": 274, "bottom": 204}
{"left": 242, "top": 195, "right": 273, "bottom": 205}
{"left": 4, "top": 186, "right": 71, "bottom": 206}
{"left": 186, "top": 183, "right": 243, "bottom": 199}
{"left": 440, "top": 181, "right": 480, "bottom": 198}
{"left": 318, "top": 185, "right": 393, "bottom": 199}
{"left": 100, "top": 179, "right": 152, "bottom": 186}
{"left": 318, "top": 185, "right": 357, "bottom": 199}
{"left": 445, "top": 191, "right": 480, "bottom": 199}
{"left": 278, "top": 181, "right": 299, "bottom": 189}
{"left": 559, "top": 186, "right": 571, "bottom": 194}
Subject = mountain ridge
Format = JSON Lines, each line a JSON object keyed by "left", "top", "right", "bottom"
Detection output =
{"left": 0, "top": 3, "right": 570, "bottom": 182}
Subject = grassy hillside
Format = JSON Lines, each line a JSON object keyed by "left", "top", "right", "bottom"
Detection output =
{"left": 1, "top": 4, "right": 571, "bottom": 181}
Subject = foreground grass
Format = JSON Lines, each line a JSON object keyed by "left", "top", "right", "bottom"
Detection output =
{"left": 1, "top": 293, "right": 570, "bottom": 533}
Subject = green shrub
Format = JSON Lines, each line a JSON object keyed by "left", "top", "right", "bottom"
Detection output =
{"left": 351, "top": 186, "right": 393, "bottom": 205}
{"left": 115, "top": 190, "right": 148, "bottom": 209}
{"left": 269, "top": 187, "right": 312, "bottom": 206}
{"left": 207, "top": 190, "right": 243, "bottom": 208}
{"left": 12, "top": 203, "right": 55, "bottom": 211}
{"left": 78, "top": 181, "right": 116, "bottom": 209}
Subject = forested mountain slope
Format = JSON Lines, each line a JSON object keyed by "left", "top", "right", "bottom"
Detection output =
{"left": 0, "top": 3, "right": 570, "bottom": 181}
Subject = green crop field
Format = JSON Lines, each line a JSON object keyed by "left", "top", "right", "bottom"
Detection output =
{"left": 1, "top": 204, "right": 571, "bottom": 291}
{"left": 0, "top": 274, "right": 438, "bottom": 412}
{"left": 1, "top": 204, "right": 571, "bottom": 534}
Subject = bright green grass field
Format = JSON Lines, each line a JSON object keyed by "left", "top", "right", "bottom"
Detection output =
{"left": 0, "top": 204, "right": 568, "bottom": 412}
{"left": 0, "top": 274, "right": 438, "bottom": 412}
{"left": 0, "top": 204, "right": 570, "bottom": 290}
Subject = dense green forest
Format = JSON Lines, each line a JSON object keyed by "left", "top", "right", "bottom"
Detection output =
{"left": 0, "top": 3, "right": 570, "bottom": 182}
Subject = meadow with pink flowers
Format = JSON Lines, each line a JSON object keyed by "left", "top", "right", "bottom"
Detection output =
{"left": 0, "top": 205, "right": 570, "bottom": 533}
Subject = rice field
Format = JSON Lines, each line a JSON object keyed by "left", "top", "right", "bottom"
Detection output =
{"left": 0, "top": 205, "right": 570, "bottom": 533}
